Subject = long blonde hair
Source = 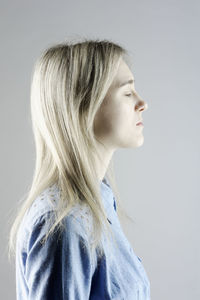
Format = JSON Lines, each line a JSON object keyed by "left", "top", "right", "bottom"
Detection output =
{"left": 8, "top": 38, "right": 135, "bottom": 262}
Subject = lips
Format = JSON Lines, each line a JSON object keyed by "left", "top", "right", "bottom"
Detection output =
{"left": 136, "top": 120, "right": 143, "bottom": 125}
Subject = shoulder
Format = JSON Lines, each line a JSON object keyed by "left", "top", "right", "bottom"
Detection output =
{"left": 18, "top": 184, "right": 93, "bottom": 248}
{"left": 19, "top": 184, "right": 59, "bottom": 231}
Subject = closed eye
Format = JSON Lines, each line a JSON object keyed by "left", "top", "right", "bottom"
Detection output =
{"left": 125, "top": 90, "right": 136, "bottom": 97}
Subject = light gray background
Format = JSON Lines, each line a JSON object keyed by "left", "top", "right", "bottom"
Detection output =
{"left": 1, "top": 0, "right": 199, "bottom": 299}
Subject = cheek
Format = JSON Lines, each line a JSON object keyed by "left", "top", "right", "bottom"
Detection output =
{"left": 102, "top": 106, "right": 133, "bottom": 138}
{"left": 94, "top": 95, "right": 136, "bottom": 138}
{"left": 113, "top": 103, "right": 135, "bottom": 127}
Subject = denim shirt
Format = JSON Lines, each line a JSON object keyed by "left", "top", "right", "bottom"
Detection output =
{"left": 16, "top": 178, "right": 151, "bottom": 299}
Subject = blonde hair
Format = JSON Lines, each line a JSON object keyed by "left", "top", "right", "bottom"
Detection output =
{"left": 8, "top": 38, "right": 135, "bottom": 263}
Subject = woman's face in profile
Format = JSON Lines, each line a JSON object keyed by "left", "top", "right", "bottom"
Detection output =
{"left": 94, "top": 58, "right": 148, "bottom": 150}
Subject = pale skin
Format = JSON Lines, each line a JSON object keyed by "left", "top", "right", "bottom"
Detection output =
{"left": 94, "top": 58, "right": 148, "bottom": 182}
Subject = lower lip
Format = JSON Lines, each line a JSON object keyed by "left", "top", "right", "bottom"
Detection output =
{"left": 136, "top": 122, "right": 144, "bottom": 126}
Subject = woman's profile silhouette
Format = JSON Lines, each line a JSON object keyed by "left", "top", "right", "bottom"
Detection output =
{"left": 8, "top": 38, "right": 150, "bottom": 299}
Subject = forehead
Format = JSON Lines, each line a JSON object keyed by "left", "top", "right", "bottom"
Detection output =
{"left": 112, "top": 59, "right": 134, "bottom": 87}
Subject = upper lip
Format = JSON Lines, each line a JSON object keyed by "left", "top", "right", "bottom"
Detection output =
{"left": 136, "top": 119, "right": 143, "bottom": 125}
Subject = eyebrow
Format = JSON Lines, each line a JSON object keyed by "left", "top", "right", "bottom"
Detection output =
{"left": 119, "top": 78, "right": 135, "bottom": 88}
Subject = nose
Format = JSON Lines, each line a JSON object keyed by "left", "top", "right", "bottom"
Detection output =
{"left": 135, "top": 99, "right": 148, "bottom": 111}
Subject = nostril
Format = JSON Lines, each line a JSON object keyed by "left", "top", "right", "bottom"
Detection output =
{"left": 135, "top": 104, "right": 144, "bottom": 111}
{"left": 138, "top": 101, "right": 147, "bottom": 111}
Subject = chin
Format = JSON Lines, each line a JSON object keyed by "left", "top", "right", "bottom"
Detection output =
{"left": 137, "top": 136, "right": 144, "bottom": 147}
{"left": 131, "top": 136, "right": 144, "bottom": 148}
{"left": 119, "top": 137, "right": 144, "bottom": 148}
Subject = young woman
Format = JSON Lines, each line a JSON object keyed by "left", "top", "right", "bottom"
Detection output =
{"left": 8, "top": 39, "right": 150, "bottom": 299}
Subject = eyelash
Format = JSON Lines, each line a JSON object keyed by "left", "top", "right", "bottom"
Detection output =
{"left": 125, "top": 90, "right": 136, "bottom": 97}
